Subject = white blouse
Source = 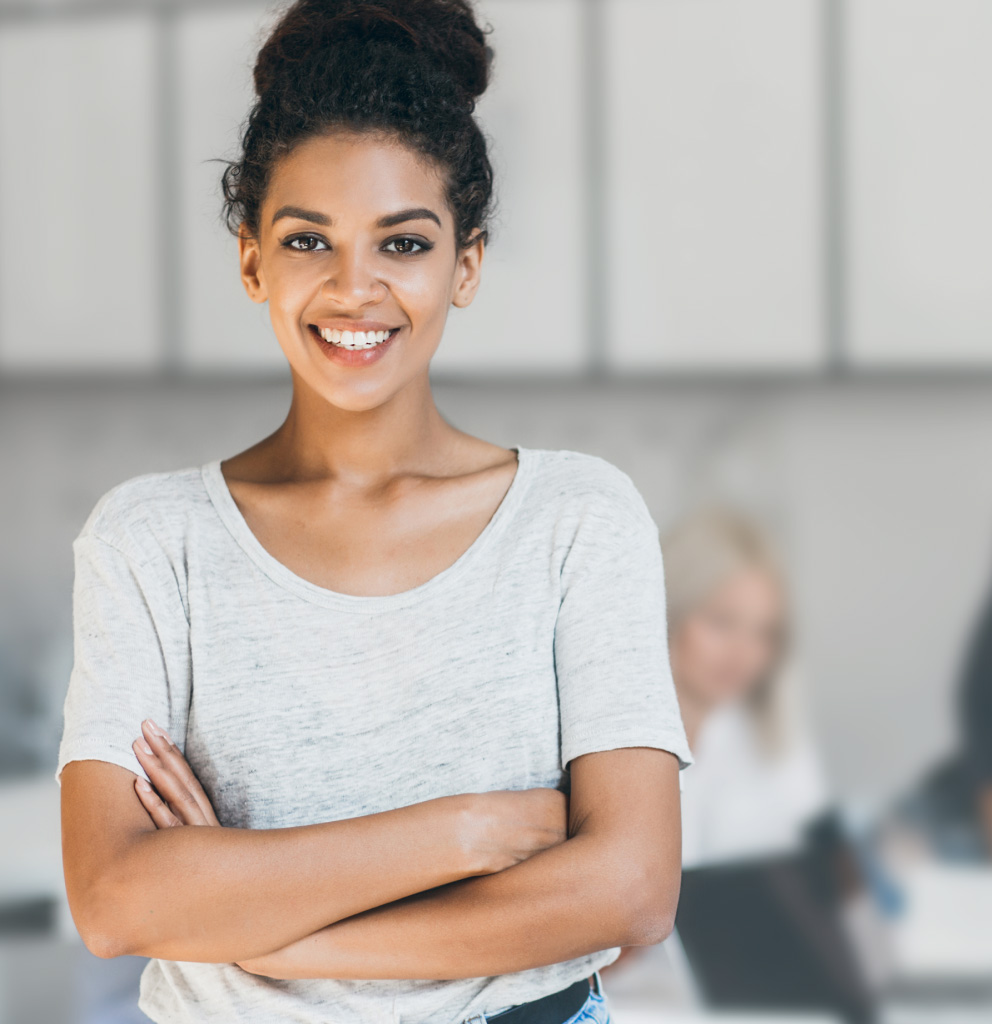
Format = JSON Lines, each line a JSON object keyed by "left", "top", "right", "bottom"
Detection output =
{"left": 680, "top": 694, "right": 832, "bottom": 869}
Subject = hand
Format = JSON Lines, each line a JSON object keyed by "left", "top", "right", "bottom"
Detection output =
{"left": 131, "top": 719, "right": 220, "bottom": 828}
{"left": 458, "top": 788, "right": 568, "bottom": 875}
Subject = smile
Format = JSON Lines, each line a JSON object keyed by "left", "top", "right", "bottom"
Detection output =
{"left": 313, "top": 326, "right": 398, "bottom": 350}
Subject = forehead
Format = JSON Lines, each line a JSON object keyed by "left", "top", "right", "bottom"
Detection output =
{"left": 710, "top": 567, "right": 783, "bottom": 609}
{"left": 262, "top": 131, "right": 450, "bottom": 225}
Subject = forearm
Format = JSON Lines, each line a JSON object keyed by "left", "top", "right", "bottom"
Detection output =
{"left": 73, "top": 789, "right": 476, "bottom": 963}
{"left": 242, "top": 830, "right": 678, "bottom": 980}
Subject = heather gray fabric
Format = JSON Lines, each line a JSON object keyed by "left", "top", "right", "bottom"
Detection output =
{"left": 57, "top": 445, "right": 692, "bottom": 1024}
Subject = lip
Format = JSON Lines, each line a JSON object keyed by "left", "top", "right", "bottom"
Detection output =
{"left": 309, "top": 319, "right": 402, "bottom": 333}
{"left": 308, "top": 323, "right": 400, "bottom": 367}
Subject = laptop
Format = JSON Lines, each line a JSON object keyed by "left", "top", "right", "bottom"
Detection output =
{"left": 673, "top": 811, "right": 878, "bottom": 1024}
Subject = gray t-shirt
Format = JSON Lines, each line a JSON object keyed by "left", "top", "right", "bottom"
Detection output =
{"left": 57, "top": 445, "right": 692, "bottom": 1024}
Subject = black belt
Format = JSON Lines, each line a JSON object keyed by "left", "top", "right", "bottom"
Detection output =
{"left": 472, "top": 977, "right": 593, "bottom": 1024}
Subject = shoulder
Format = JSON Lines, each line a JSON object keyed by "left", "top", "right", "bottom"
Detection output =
{"left": 524, "top": 447, "right": 656, "bottom": 528}
{"left": 518, "top": 448, "right": 662, "bottom": 574}
{"left": 76, "top": 464, "right": 210, "bottom": 567}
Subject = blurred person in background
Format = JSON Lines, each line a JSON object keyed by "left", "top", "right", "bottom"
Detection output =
{"left": 894, "top": 578, "right": 992, "bottom": 862}
{"left": 958, "top": 580, "right": 992, "bottom": 857}
{"left": 661, "top": 508, "right": 831, "bottom": 868}
{"left": 604, "top": 508, "right": 888, "bottom": 1022}
{"left": 602, "top": 508, "right": 834, "bottom": 992}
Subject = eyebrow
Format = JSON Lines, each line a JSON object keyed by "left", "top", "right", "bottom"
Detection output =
{"left": 270, "top": 205, "right": 442, "bottom": 229}
{"left": 375, "top": 207, "right": 442, "bottom": 229}
{"left": 271, "top": 205, "right": 330, "bottom": 226}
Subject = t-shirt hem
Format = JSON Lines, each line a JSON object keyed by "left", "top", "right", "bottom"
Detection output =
{"left": 465, "top": 948, "right": 621, "bottom": 1021}
{"left": 56, "top": 745, "right": 146, "bottom": 786}
{"left": 562, "top": 730, "right": 694, "bottom": 772}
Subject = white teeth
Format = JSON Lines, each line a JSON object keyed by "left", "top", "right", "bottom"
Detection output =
{"left": 316, "top": 327, "right": 395, "bottom": 350}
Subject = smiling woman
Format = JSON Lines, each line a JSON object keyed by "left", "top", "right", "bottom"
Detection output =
{"left": 56, "top": 2, "right": 692, "bottom": 1023}
{"left": 245, "top": 132, "right": 474, "bottom": 377}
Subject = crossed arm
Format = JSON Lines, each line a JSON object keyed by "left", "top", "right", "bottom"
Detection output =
{"left": 61, "top": 719, "right": 682, "bottom": 978}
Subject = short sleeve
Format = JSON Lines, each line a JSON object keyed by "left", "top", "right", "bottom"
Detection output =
{"left": 55, "top": 530, "right": 193, "bottom": 785}
{"left": 553, "top": 470, "right": 693, "bottom": 773}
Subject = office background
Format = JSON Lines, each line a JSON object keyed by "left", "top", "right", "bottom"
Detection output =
{"left": 1, "top": 0, "right": 991, "bottom": 1021}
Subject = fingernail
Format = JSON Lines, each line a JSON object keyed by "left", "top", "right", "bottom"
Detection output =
{"left": 133, "top": 738, "right": 154, "bottom": 756}
{"left": 136, "top": 778, "right": 151, "bottom": 791}
{"left": 147, "top": 720, "right": 174, "bottom": 745}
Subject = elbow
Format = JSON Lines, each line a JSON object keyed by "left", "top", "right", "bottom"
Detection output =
{"left": 79, "top": 924, "right": 130, "bottom": 961}
{"left": 67, "top": 874, "right": 145, "bottom": 960}
{"left": 73, "top": 905, "right": 132, "bottom": 960}
{"left": 624, "top": 901, "right": 676, "bottom": 947}
{"left": 615, "top": 864, "right": 680, "bottom": 947}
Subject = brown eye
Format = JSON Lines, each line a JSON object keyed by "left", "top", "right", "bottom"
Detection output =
{"left": 286, "top": 235, "right": 327, "bottom": 252}
{"left": 384, "top": 237, "right": 429, "bottom": 254}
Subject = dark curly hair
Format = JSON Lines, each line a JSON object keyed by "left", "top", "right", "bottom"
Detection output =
{"left": 220, "top": 0, "right": 496, "bottom": 250}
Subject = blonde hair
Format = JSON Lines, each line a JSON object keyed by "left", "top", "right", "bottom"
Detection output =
{"left": 660, "top": 507, "right": 794, "bottom": 756}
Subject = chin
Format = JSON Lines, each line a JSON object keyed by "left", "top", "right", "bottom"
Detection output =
{"left": 316, "top": 379, "right": 399, "bottom": 413}
{"left": 703, "top": 681, "right": 752, "bottom": 708}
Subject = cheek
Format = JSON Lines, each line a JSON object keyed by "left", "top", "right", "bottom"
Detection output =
{"left": 265, "top": 262, "right": 318, "bottom": 318}
{"left": 685, "top": 621, "right": 726, "bottom": 665}
{"left": 674, "top": 623, "right": 723, "bottom": 686}
{"left": 682, "top": 622, "right": 753, "bottom": 694}
{"left": 390, "top": 260, "right": 456, "bottom": 324}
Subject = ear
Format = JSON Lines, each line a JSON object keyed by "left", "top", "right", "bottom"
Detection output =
{"left": 451, "top": 231, "right": 485, "bottom": 309}
{"left": 238, "top": 224, "right": 268, "bottom": 303}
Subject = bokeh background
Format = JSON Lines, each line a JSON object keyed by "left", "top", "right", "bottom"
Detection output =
{"left": 1, "top": 0, "right": 991, "bottom": 1022}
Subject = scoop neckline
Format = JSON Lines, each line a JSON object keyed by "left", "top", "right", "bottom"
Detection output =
{"left": 200, "top": 445, "right": 534, "bottom": 611}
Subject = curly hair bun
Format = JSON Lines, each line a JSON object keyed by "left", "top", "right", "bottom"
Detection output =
{"left": 224, "top": 0, "right": 496, "bottom": 247}
{"left": 254, "top": 0, "right": 493, "bottom": 107}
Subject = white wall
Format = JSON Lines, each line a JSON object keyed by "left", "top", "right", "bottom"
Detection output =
{"left": 4, "top": 0, "right": 991, "bottom": 374}
{"left": 847, "top": 0, "right": 992, "bottom": 365}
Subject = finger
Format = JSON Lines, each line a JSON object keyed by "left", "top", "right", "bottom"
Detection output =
{"left": 132, "top": 737, "right": 211, "bottom": 827}
{"left": 134, "top": 776, "right": 183, "bottom": 828}
{"left": 132, "top": 737, "right": 203, "bottom": 824}
{"left": 142, "top": 720, "right": 221, "bottom": 826}
{"left": 142, "top": 719, "right": 220, "bottom": 825}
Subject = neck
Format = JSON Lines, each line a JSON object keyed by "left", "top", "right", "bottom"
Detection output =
{"left": 264, "top": 370, "right": 457, "bottom": 484}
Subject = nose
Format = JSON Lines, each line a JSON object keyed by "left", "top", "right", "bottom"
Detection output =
{"left": 320, "top": 246, "right": 385, "bottom": 307}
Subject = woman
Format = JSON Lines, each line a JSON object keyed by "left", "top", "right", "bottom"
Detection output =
{"left": 662, "top": 508, "right": 830, "bottom": 868}
{"left": 56, "top": 2, "right": 692, "bottom": 1022}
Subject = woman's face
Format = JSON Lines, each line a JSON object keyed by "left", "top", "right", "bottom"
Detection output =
{"left": 669, "top": 567, "right": 786, "bottom": 709}
{"left": 238, "top": 131, "right": 484, "bottom": 411}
